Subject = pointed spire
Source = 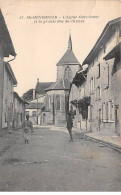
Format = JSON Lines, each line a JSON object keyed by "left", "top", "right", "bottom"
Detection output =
{"left": 37, "top": 78, "right": 39, "bottom": 83}
{"left": 68, "top": 30, "right": 72, "bottom": 50}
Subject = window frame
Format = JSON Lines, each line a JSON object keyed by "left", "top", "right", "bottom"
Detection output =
{"left": 26, "top": 111, "right": 29, "bottom": 116}
{"left": 32, "top": 111, "right": 36, "bottom": 117}
{"left": 89, "top": 77, "right": 95, "bottom": 95}
{"left": 97, "top": 63, "right": 100, "bottom": 79}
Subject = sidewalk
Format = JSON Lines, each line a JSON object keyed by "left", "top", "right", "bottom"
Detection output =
{"left": 72, "top": 127, "right": 121, "bottom": 152}
{"left": 46, "top": 125, "right": 121, "bottom": 152}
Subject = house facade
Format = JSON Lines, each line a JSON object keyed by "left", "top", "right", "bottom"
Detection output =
{"left": 69, "top": 67, "right": 88, "bottom": 130}
{"left": 25, "top": 102, "right": 44, "bottom": 125}
{"left": 13, "top": 92, "right": 27, "bottom": 129}
{"left": 69, "top": 17, "right": 121, "bottom": 135}
{"left": 0, "top": 10, "right": 17, "bottom": 130}
{"left": 24, "top": 80, "right": 53, "bottom": 125}
{"left": 2, "top": 63, "right": 17, "bottom": 129}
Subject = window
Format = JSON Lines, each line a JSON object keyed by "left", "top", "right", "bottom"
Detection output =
{"left": 26, "top": 111, "right": 29, "bottom": 116}
{"left": 99, "top": 109, "right": 102, "bottom": 122}
{"left": 97, "top": 63, "right": 100, "bottom": 78}
{"left": 102, "top": 100, "right": 114, "bottom": 122}
{"left": 102, "top": 102, "right": 108, "bottom": 121}
{"left": 56, "top": 95, "right": 60, "bottom": 110}
{"left": 102, "top": 103, "right": 106, "bottom": 122}
{"left": 89, "top": 77, "right": 95, "bottom": 95}
{"left": 32, "top": 111, "right": 36, "bottom": 117}
{"left": 104, "top": 63, "right": 109, "bottom": 88}
{"left": 108, "top": 100, "right": 115, "bottom": 121}
{"left": 96, "top": 85, "right": 101, "bottom": 100}
{"left": 88, "top": 106, "right": 90, "bottom": 120}
{"left": 64, "top": 66, "right": 72, "bottom": 81}
{"left": 5, "top": 113, "right": 7, "bottom": 123}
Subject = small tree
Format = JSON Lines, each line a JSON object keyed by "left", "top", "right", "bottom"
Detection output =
{"left": 78, "top": 96, "right": 91, "bottom": 130}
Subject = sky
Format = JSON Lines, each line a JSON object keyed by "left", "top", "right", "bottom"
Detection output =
{"left": 0, "top": 0, "right": 120, "bottom": 96}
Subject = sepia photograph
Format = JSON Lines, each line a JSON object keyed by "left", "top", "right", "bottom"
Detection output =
{"left": 0, "top": 0, "right": 121, "bottom": 192}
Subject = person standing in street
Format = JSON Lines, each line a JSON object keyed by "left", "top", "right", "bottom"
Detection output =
{"left": 66, "top": 112, "right": 73, "bottom": 142}
{"left": 23, "top": 115, "right": 33, "bottom": 144}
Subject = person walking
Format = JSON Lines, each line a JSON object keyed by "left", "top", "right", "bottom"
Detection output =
{"left": 23, "top": 115, "right": 33, "bottom": 144}
{"left": 66, "top": 112, "right": 73, "bottom": 142}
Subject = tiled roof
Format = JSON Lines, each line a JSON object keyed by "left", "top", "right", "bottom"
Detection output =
{"left": 25, "top": 102, "right": 44, "bottom": 109}
{"left": 36, "top": 82, "right": 54, "bottom": 95}
{"left": 45, "top": 77, "right": 70, "bottom": 91}
{"left": 14, "top": 92, "right": 28, "bottom": 104}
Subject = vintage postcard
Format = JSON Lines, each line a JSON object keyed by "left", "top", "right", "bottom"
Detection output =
{"left": 0, "top": 0, "right": 121, "bottom": 192}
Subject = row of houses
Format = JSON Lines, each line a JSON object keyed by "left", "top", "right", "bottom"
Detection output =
{"left": 0, "top": 10, "right": 27, "bottom": 132}
{"left": 24, "top": 17, "right": 121, "bottom": 137}
{"left": 69, "top": 17, "right": 121, "bottom": 136}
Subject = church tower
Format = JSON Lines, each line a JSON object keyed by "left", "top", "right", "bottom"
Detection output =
{"left": 56, "top": 34, "right": 82, "bottom": 82}
{"left": 44, "top": 33, "right": 82, "bottom": 127}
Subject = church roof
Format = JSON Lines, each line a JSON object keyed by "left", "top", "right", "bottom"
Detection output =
{"left": 56, "top": 34, "right": 81, "bottom": 66}
{"left": 45, "top": 77, "right": 70, "bottom": 91}
{"left": 36, "top": 82, "right": 54, "bottom": 95}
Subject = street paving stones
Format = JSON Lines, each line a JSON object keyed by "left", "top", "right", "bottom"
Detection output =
{"left": 0, "top": 126, "right": 121, "bottom": 191}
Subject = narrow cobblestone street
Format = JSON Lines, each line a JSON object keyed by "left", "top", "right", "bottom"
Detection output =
{"left": 0, "top": 126, "right": 121, "bottom": 191}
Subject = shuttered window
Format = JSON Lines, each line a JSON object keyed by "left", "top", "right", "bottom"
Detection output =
{"left": 96, "top": 85, "right": 101, "bottom": 100}
{"left": 102, "top": 100, "right": 114, "bottom": 122}
{"left": 89, "top": 77, "right": 95, "bottom": 95}
{"left": 97, "top": 63, "right": 100, "bottom": 78}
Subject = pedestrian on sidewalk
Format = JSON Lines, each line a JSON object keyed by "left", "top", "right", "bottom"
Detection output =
{"left": 23, "top": 115, "right": 33, "bottom": 144}
{"left": 66, "top": 112, "right": 73, "bottom": 142}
